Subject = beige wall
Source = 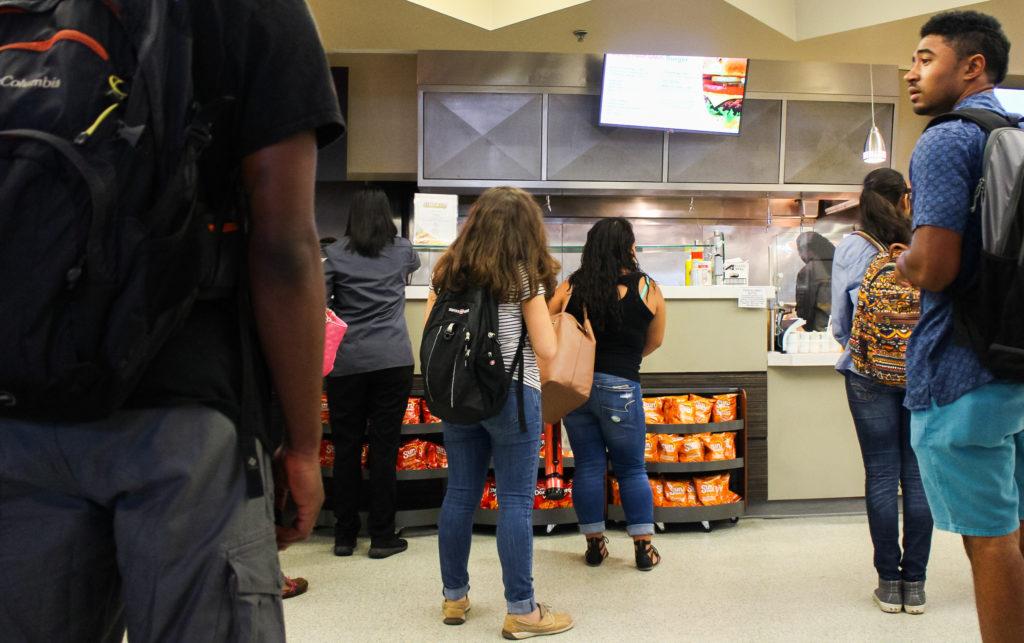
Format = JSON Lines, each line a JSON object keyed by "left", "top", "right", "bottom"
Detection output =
{"left": 404, "top": 298, "right": 768, "bottom": 374}
{"left": 327, "top": 53, "right": 418, "bottom": 179}
{"left": 767, "top": 367, "right": 864, "bottom": 500}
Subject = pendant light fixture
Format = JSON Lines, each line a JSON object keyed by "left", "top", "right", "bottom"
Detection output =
{"left": 863, "top": 63, "right": 887, "bottom": 164}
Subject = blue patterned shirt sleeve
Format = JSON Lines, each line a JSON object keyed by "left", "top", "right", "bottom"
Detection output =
{"left": 910, "top": 125, "right": 977, "bottom": 234}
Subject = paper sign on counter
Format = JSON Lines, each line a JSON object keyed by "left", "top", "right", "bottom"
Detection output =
{"left": 737, "top": 287, "right": 767, "bottom": 309}
{"left": 413, "top": 193, "right": 458, "bottom": 246}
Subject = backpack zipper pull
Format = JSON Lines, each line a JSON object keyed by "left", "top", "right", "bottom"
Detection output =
{"left": 75, "top": 76, "right": 128, "bottom": 145}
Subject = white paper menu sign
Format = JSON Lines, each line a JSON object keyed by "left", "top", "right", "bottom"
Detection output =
{"left": 737, "top": 287, "right": 767, "bottom": 309}
{"left": 413, "top": 193, "right": 458, "bottom": 246}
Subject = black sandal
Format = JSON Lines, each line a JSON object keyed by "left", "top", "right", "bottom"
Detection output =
{"left": 585, "top": 536, "right": 609, "bottom": 566}
{"left": 634, "top": 539, "right": 660, "bottom": 571}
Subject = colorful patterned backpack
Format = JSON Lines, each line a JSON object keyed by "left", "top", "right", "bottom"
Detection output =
{"left": 847, "top": 232, "right": 921, "bottom": 387}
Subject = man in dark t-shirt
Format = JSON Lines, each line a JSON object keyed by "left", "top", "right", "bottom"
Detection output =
{"left": 0, "top": 2, "right": 343, "bottom": 640}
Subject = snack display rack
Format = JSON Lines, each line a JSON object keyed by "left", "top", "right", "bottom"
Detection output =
{"left": 319, "top": 388, "right": 579, "bottom": 533}
{"left": 606, "top": 386, "right": 748, "bottom": 533}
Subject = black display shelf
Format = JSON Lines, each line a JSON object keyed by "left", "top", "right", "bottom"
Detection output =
{"left": 473, "top": 507, "right": 578, "bottom": 526}
{"left": 322, "top": 467, "right": 449, "bottom": 481}
{"left": 644, "top": 459, "right": 744, "bottom": 474}
{"left": 646, "top": 419, "right": 744, "bottom": 435}
{"left": 401, "top": 423, "right": 444, "bottom": 436}
{"left": 607, "top": 502, "right": 743, "bottom": 523}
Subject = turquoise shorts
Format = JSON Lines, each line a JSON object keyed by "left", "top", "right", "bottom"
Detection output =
{"left": 910, "top": 381, "right": 1024, "bottom": 537}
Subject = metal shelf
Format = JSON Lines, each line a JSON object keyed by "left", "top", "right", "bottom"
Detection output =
{"left": 644, "top": 458, "right": 744, "bottom": 473}
{"left": 607, "top": 502, "right": 743, "bottom": 523}
{"left": 646, "top": 419, "right": 744, "bottom": 434}
{"left": 401, "top": 423, "right": 444, "bottom": 436}
{"left": 322, "top": 467, "right": 449, "bottom": 481}
{"left": 473, "top": 507, "right": 578, "bottom": 526}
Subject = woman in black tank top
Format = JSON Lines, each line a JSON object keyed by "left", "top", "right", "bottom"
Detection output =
{"left": 548, "top": 218, "right": 667, "bottom": 571}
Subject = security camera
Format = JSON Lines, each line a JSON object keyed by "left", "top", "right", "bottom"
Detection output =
{"left": 573, "top": 29, "right": 588, "bottom": 42}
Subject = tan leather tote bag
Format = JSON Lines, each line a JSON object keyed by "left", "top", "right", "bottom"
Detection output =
{"left": 541, "top": 296, "right": 596, "bottom": 423}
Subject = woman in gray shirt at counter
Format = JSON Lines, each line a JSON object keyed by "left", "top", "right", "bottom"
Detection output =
{"left": 323, "top": 189, "right": 421, "bottom": 559}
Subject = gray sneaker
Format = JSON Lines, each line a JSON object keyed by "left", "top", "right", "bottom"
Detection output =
{"left": 873, "top": 578, "right": 902, "bottom": 613}
{"left": 902, "top": 580, "right": 926, "bottom": 615}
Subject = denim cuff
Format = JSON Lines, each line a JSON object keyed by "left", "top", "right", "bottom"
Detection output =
{"left": 443, "top": 584, "right": 469, "bottom": 601}
{"left": 626, "top": 522, "right": 655, "bottom": 537}
{"left": 507, "top": 596, "right": 537, "bottom": 615}
{"left": 578, "top": 520, "right": 606, "bottom": 535}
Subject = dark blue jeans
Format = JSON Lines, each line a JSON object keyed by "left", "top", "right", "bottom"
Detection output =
{"left": 563, "top": 373, "right": 654, "bottom": 537}
{"left": 438, "top": 385, "right": 541, "bottom": 615}
{"left": 844, "top": 372, "right": 934, "bottom": 582}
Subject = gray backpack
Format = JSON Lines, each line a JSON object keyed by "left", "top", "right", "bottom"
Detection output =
{"left": 925, "top": 108, "right": 1024, "bottom": 381}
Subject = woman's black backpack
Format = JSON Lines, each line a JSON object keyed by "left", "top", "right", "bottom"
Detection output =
{"left": 420, "top": 286, "right": 526, "bottom": 427}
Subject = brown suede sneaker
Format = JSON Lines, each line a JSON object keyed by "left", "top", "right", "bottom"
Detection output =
{"left": 501, "top": 604, "right": 574, "bottom": 640}
{"left": 442, "top": 596, "right": 470, "bottom": 625}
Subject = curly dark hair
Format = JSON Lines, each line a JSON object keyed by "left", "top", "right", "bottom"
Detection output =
{"left": 920, "top": 10, "right": 1010, "bottom": 85}
{"left": 568, "top": 217, "right": 647, "bottom": 332}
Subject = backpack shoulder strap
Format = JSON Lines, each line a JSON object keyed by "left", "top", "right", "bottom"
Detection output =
{"left": 926, "top": 107, "right": 1019, "bottom": 134}
{"left": 852, "top": 230, "right": 886, "bottom": 253}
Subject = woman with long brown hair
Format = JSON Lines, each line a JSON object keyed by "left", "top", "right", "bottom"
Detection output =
{"left": 427, "top": 187, "right": 574, "bottom": 639}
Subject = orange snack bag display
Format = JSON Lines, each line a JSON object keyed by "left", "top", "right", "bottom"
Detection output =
{"left": 556, "top": 481, "right": 574, "bottom": 508}
{"left": 644, "top": 433, "right": 660, "bottom": 462}
{"left": 402, "top": 397, "right": 421, "bottom": 424}
{"left": 319, "top": 438, "right": 335, "bottom": 468}
{"left": 610, "top": 478, "right": 621, "bottom": 505}
{"left": 320, "top": 393, "right": 330, "bottom": 424}
{"left": 679, "top": 433, "right": 706, "bottom": 462}
{"left": 420, "top": 400, "right": 443, "bottom": 424}
{"left": 663, "top": 396, "right": 695, "bottom": 424}
{"left": 649, "top": 479, "right": 665, "bottom": 507}
{"left": 663, "top": 479, "right": 699, "bottom": 507}
{"left": 657, "top": 434, "right": 685, "bottom": 463}
{"left": 712, "top": 393, "right": 738, "bottom": 423}
{"left": 643, "top": 398, "right": 665, "bottom": 424}
{"left": 480, "top": 477, "right": 499, "bottom": 509}
{"left": 693, "top": 473, "right": 741, "bottom": 505}
{"left": 434, "top": 445, "right": 448, "bottom": 468}
{"left": 699, "top": 432, "right": 737, "bottom": 461}
{"left": 397, "top": 439, "right": 430, "bottom": 470}
{"left": 689, "top": 395, "right": 714, "bottom": 423}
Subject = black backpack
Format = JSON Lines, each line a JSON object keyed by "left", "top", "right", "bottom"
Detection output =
{"left": 926, "top": 107, "right": 1024, "bottom": 381}
{"left": 0, "top": 0, "right": 223, "bottom": 419}
{"left": 420, "top": 285, "right": 526, "bottom": 428}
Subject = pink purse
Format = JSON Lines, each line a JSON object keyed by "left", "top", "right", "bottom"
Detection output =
{"left": 323, "top": 308, "right": 348, "bottom": 376}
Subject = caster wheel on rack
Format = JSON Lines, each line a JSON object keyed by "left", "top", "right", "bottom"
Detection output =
{"left": 700, "top": 521, "right": 712, "bottom": 533}
{"left": 729, "top": 517, "right": 740, "bottom": 524}
{"left": 545, "top": 524, "right": 556, "bottom": 535}
{"left": 655, "top": 522, "right": 666, "bottom": 533}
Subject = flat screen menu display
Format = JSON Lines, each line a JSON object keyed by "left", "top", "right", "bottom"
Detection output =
{"left": 995, "top": 87, "right": 1024, "bottom": 115}
{"left": 600, "top": 54, "right": 749, "bottom": 135}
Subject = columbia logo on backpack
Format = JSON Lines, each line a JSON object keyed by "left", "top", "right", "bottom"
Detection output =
{"left": 0, "top": 0, "right": 229, "bottom": 419}
{"left": 925, "top": 107, "right": 1024, "bottom": 381}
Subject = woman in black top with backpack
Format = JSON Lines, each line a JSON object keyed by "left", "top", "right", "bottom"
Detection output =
{"left": 548, "top": 218, "right": 667, "bottom": 570}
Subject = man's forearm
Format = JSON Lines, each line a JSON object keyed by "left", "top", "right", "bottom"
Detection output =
{"left": 249, "top": 238, "right": 324, "bottom": 457}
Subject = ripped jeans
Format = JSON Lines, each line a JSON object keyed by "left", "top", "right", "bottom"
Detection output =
{"left": 563, "top": 372, "right": 654, "bottom": 536}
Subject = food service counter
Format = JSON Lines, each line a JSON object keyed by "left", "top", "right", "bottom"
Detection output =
{"left": 400, "top": 286, "right": 864, "bottom": 503}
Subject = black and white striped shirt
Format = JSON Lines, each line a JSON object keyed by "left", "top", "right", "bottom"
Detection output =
{"left": 498, "top": 267, "right": 544, "bottom": 390}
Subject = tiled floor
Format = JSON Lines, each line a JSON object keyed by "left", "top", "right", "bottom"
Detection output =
{"left": 280, "top": 515, "right": 981, "bottom": 642}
